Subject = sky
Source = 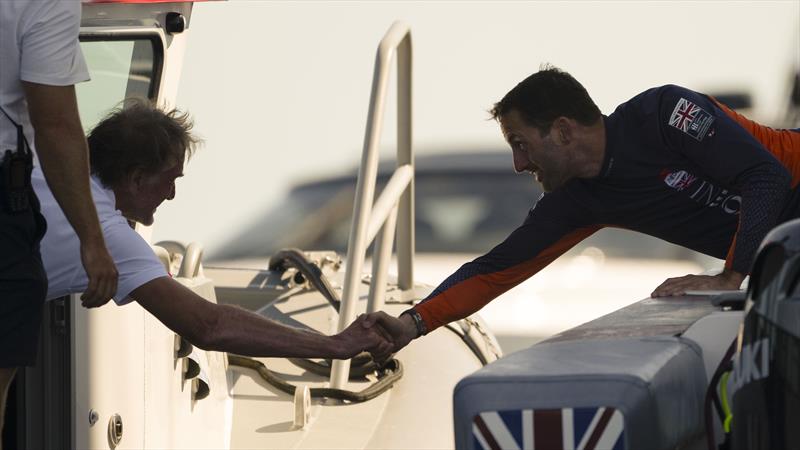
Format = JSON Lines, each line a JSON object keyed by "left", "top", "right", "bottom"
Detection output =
{"left": 152, "top": 0, "right": 800, "bottom": 255}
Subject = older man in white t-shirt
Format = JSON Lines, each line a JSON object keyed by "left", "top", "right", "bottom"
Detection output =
{"left": 33, "top": 103, "right": 392, "bottom": 366}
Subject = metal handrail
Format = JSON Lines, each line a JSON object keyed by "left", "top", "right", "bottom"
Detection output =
{"left": 330, "top": 21, "right": 413, "bottom": 389}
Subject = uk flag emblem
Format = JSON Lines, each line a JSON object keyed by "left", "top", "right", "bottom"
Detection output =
{"left": 661, "top": 169, "right": 697, "bottom": 191}
{"left": 472, "top": 406, "right": 625, "bottom": 450}
{"left": 668, "top": 98, "right": 715, "bottom": 142}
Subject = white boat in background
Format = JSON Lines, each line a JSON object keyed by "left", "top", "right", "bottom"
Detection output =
{"left": 5, "top": 3, "right": 499, "bottom": 448}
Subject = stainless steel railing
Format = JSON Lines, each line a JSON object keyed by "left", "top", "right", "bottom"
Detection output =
{"left": 330, "top": 21, "right": 414, "bottom": 388}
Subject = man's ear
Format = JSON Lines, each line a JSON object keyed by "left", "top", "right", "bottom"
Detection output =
{"left": 553, "top": 117, "right": 573, "bottom": 145}
{"left": 125, "top": 168, "right": 147, "bottom": 193}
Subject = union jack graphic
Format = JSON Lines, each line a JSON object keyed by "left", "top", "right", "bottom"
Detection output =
{"left": 472, "top": 406, "right": 624, "bottom": 450}
{"left": 667, "top": 97, "right": 715, "bottom": 141}
{"left": 661, "top": 169, "right": 697, "bottom": 192}
{"left": 669, "top": 98, "right": 700, "bottom": 133}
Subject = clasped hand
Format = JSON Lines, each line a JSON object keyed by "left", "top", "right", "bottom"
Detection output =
{"left": 335, "top": 311, "right": 418, "bottom": 364}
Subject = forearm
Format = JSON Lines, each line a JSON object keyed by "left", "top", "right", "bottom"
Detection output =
{"left": 206, "top": 304, "right": 344, "bottom": 359}
{"left": 417, "top": 224, "right": 597, "bottom": 332}
{"left": 24, "top": 82, "right": 105, "bottom": 245}
{"left": 36, "top": 123, "right": 104, "bottom": 243}
{"left": 726, "top": 164, "right": 791, "bottom": 274}
{"left": 135, "top": 278, "right": 368, "bottom": 360}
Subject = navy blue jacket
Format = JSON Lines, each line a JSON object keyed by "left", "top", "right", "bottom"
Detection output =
{"left": 416, "top": 85, "right": 800, "bottom": 332}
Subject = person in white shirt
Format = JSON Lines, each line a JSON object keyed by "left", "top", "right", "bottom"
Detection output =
{"left": 0, "top": 0, "right": 117, "bottom": 439}
{"left": 34, "top": 102, "right": 391, "bottom": 369}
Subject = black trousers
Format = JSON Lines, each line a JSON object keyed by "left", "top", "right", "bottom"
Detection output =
{"left": 0, "top": 173, "right": 47, "bottom": 367}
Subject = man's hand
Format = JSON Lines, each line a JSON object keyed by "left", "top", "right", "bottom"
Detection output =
{"left": 364, "top": 311, "right": 418, "bottom": 354}
{"left": 651, "top": 269, "right": 745, "bottom": 297}
{"left": 333, "top": 314, "right": 395, "bottom": 361}
{"left": 79, "top": 239, "right": 118, "bottom": 307}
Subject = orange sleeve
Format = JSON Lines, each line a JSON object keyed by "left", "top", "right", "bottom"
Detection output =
{"left": 712, "top": 98, "right": 800, "bottom": 187}
{"left": 416, "top": 226, "right": 600, "bottom": 332}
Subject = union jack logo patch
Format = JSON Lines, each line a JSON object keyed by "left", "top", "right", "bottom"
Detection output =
{"left": 472, "top": 406, "right": 624, "bottom": 450}
{"left": 661, "top": 169, "right": 697, "bottom": 191}
{"left": 668, "top": 97, "right": 715, "bottom": 142}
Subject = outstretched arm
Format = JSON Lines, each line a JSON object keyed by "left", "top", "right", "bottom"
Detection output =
{"left": 415, "top": 218, "right": 598, "bottom": 334}
{"left": 132, "top": 276, "right": 392, "bottom": 360}
{"left": 24, "top": 82, "right": 118, "bottom": 307}
{"left": 363, "top": 201, "right": 598, "bottom": 356}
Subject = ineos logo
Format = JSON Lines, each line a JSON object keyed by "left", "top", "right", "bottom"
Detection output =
{"left": 661, "top": 169, "right": 741, "bottom": 215}
{"left": 688, "top": 180, "right": 742, "bottom": 214}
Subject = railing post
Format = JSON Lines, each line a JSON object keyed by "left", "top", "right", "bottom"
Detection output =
{"left": 367, "top": 206, "right": 398, "bottom": 314}
{"left": 396, "top": 24, "right": 414, "bottom": 291}
{"left": 330, "top": 22, "right": 413, "bottom": 390}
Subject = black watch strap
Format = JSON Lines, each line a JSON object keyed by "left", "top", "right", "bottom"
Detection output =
{"left": 402, "top": 308, "right": 427, "bottom": 337}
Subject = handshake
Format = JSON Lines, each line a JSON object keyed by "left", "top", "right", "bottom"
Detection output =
{"left": 333, "top": 311, "right": 420, "bottom": 363}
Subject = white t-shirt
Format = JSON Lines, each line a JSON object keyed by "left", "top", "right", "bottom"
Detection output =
{"left": 32, "top": 167, "right": 168, "bottom": 305}
{"left": 0, "top": 0, "right": 89, "bottom": 152}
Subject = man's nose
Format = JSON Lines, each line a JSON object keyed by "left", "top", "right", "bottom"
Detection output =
{"left": 167, "top": 184, "right": 175, "bottom": 201}
{"left": 512, "top": 149, "right": 530, "bottom": 173}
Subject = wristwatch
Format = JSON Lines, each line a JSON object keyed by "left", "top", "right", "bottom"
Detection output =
{"left": 401, "top": 308, "right": 427, "bottom": 337}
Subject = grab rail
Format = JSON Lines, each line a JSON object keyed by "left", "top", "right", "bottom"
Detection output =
{"left": 330, "top": 21, "right": 413, "bottom": 389}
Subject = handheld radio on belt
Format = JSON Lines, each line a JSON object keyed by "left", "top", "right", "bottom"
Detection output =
{"left": 0, "top": 105, "right": 34, "bottom": 213}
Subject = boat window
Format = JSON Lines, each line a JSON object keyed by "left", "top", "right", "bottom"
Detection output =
{"left": 76, "top": 35, "right": 163, "bottom": 131}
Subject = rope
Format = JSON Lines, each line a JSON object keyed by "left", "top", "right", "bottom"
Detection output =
{"left": 720, "top": 371, "right": 733, "bottom": 433}
{"left": 228, "top": 354, "right": 402, "bottom": 403}
{"left": 288, "top": 353, "right": 382, "bottom": 378}
{"left": 268, "top": 248, "right": 341, "bottom": 311}
{"left": 705, "top": 338, "right": 738, "bottom": 450}
{"left": 443, "top": 322, "right": 489, "bottom": 366}
{"left": 242, "top": 248, "right": 404, "bottom": 402}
